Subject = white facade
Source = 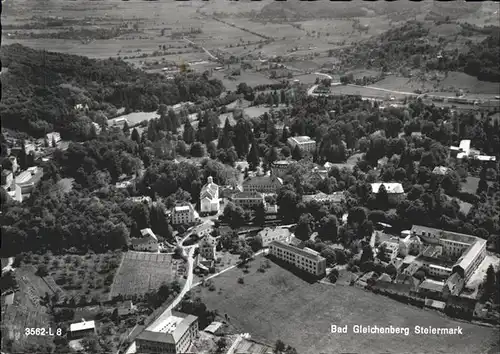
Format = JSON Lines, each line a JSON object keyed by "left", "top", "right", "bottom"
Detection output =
{"left": 287, "top": 136, "right": 316, "bottom": 152}
{"left": 268, "top": 241, "right": 326, "bottom": 276}
{"left": 171, "top": 204, "right": 195, "bottom": 225}
{"left": 200, "top": 176, "right": 220, "bottom": 214}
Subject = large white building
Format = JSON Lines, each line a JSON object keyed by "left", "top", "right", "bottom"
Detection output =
{"left": 69, "top": 320, "right": 96, "bottom": 339}
{"left": 171, "top": 204, "right": 196, "bottom": 225}
{"left": 287, "top": 136, "right": 316, "bottom": 152}
{"left": 136, "top": 311, "right": 198, "bottom": 354}
{"left": 268, "top": 241, "right": 326, "bottom": 277}
{"left": 130, "top": 228, "right": 159, "bottom": 252}
{"left": 200, "top": 176, "right": 220, "bottom": 215}
{"left": 405, "top": 225, "right": 487, "bottom": 282}
{"left": 242, "top": 174, "right": 283, "bottom": 194}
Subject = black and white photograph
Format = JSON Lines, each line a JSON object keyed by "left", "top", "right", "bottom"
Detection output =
{"left": 1, "top": 0, "right": 499, "bottom": 353}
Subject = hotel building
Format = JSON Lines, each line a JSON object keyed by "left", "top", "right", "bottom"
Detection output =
{"left": 268, "top": 241, "right": 326, "bottom": 277}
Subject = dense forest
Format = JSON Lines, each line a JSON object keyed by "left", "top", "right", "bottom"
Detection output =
{"left": 0, "top": 44, "right": 224, "bottom": 137}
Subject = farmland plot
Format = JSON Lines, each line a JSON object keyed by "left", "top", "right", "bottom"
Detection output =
{"left": 110, "top": 251, "right": 184, "bottom": 298}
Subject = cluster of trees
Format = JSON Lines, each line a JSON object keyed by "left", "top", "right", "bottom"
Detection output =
{"left": 0, "top": 44, "right": 224, "bottom": 137}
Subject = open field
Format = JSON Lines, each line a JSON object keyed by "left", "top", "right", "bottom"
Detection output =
{"left": 110, "top": 251, "right": 184, "bottom": 298}
{"left": 211, "top": 70, "right": 278, "bottom": 92}
{"left": 1, "top": 266, "right": 54, "bottom": 351}
{"left": 195, "top": 256, "right": 499, "bottom": 354}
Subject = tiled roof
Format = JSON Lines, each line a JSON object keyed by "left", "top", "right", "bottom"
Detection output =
{"left": 232, "top": 191, "right": 264, "bottom": 199}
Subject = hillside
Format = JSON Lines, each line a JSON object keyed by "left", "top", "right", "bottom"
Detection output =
{"left": 0, "top": 44, "right": 224, "bottom": 137}
{"left": 337, "top": 21, "right": 500, "bottom": 83}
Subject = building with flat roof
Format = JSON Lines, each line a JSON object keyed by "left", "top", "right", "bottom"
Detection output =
{"left": 287, "top": 136, "right": 316, "bottom": 152}
{"left": 136, "top": 311, "right": 198, "bottom": 354}
{"left": 242, "top": 174, "right": 283, "bottom": 194}
{"left": 171, "top": 204, "right": 196, "bottom": 225}
{"left": 69, "top": 320, "right": 96, "bottom": 339}
{"left": 231, "top": 191, "right": 265, "bottom": 209}
{"left": 268, "top": 241, "right": 326, "bottom": 277}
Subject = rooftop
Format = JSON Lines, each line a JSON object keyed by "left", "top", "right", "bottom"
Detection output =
{"left": 232, "top": 191, "right": 264, "bottom": 199}
{"left": 432, "top": 166, "right": 450, "bottom": 175}
{"left": 15, "top": 167, "right": 43, "bottom": 185}
{"left": 371, "top": 182, "right": 404, "bottom": 194}
{"left": 272, "top": 160, "right": 294, "bottom": 166}
{"left": 289, "top": 136, "right": 315, "bottom": 144}
{"left": 411, "top": 225, "right": 477, "bottom": 245}
{"left": 419, "top": 279, "right": 445, "bottom": 293}
{"left": 302, "top": 192, "right": 344, "bottom": 203}
{"left": 70, "top": 320, "right": 96, "bottom": 332}
{"left": 269, "top": 240, "right": 325, "bottom": 261}
{"left": 140, "top": 228, "right": 158, "bottom": 241}
{"left": 174, "top": 205, "right": 192, "bottom": 212}
{"left": 454, "top": 239, "right": 487, "bottom": 271}
{"left": 140, "top": 311, "right": 197, "bottom": 344}
{"left": 243, "top": 175, "right": 283, "bottom": 186}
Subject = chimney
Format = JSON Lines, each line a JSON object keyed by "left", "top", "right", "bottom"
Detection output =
{"left": 208, "top": 176, "right": 213, "bottom": 184}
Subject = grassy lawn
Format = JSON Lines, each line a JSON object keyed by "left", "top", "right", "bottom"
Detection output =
{"left": 110, "top": 251, "right": 184, "bottom": 298}
{"left": 195, "top": 256, "right": 498, "bottom": 354}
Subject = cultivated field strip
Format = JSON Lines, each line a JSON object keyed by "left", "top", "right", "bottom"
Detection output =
{"left": 109, "top": 251, "right": 182, "bottom": 299}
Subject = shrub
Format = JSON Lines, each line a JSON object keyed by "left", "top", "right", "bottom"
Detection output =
{"left": 208, "top": 284, "right": 216, "bottom": 291}
{"left": 238, "top": 277, "right": 244, "bottom": 284}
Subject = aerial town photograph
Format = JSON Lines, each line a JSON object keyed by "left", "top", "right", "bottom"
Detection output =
{"left": 0, "top": 0, "right": 499, "bottom": 353}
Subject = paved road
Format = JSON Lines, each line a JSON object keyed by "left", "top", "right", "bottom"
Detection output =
{"left": 183, "top": 37, "right": 219, "bottom": 62}
{"left": 123, "top": 246, "right": 196, "bottom": 354}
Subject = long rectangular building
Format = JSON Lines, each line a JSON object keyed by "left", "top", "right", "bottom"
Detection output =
{"left": 136, "top": 311, "right": 198, "bottom": 354}
{"left": 268, "top": 241, "right": 326, "bottom": 277}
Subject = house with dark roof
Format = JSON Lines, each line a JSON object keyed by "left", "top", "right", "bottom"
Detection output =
{"left": 242, "top": 174, "right": 283, "bottom": 194}
{"left": 130, "top": 228, "right": 159, "bottom": 252}
{"left": 231, "top": 191, "right": 265, "bottom": 209}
